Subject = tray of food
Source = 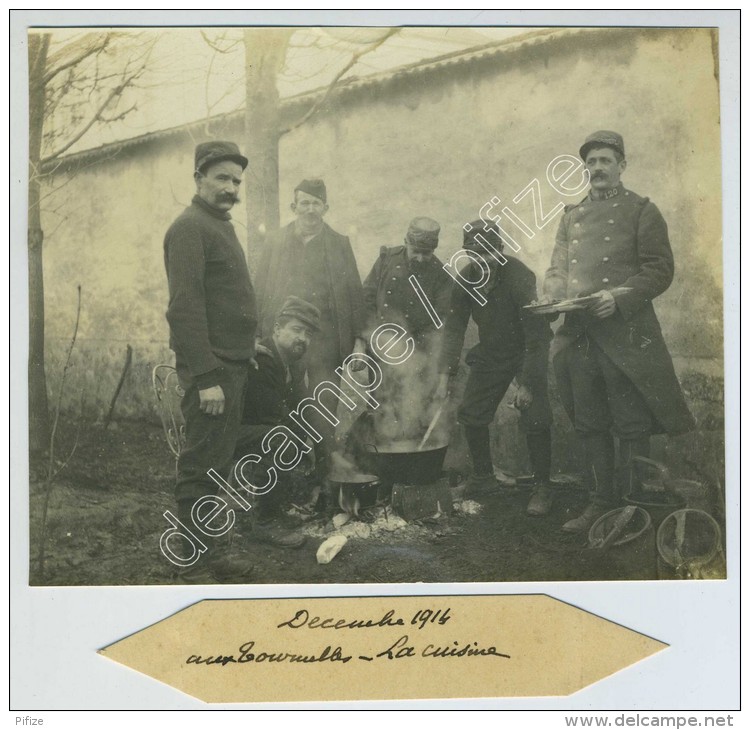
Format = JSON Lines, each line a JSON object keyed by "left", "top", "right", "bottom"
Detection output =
{"left": 523, "top": 295, "right": 601, "bottom": 314}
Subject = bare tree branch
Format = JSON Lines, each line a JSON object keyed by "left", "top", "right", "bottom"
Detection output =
{"left": 29, "top": 30, "right": 158, "bottom": 457}
{"left": 42, "top": 33, "right": 112, "bottom": 87}
{"left": 49, "top": 385, "right": 86, "bottom": 482}
{"left": 279, "top": 28, "right": 399, "bottom": 136}
{"left": 287, "top": 36, "right": 326, "bottom": 50}
{"left": 31, "top": 146, "right": 123, "bottom": 211}
{"left": 35, "top": 284, "right": 82, "bottom": 574}
{"left": 40, "top": 36, "right": 157, "bottom": 163}
{"left": 199, "top": 31, "right": 246, "bottom": 130}
{"left": 40, "top": 74, "right": 137, "bottom": 163}
{"left": 204, "top": 39, "right": 217, "bottom": 123}
{"left": 200, "top": 30, "right": 242, "bottom": 54}
{"left": 54, "top": 69, "right": 137, "bottom": 88}
{"left": 98, "top": 102, "right": 137, "bottom": 123}
{"left": 205, "top": 78, "right": 244, "bottom": 118}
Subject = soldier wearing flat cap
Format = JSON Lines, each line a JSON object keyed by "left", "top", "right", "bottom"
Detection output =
{"left": 232, "top": 296, "right": 322, "bottom": 548}
{"left": 543, "top": 130, "right": 694, "bottom": 533}
{"left": 437, "top": 221, "right": 554, "bottom": 515}
{"left": 362, "top": 217, "right": 453, "bottom": 443}
{"left": 255, "top": 178, "right": 366, "bottom": 479}
{"left": 163, "top": 140, "right": 257, "bottom": 581}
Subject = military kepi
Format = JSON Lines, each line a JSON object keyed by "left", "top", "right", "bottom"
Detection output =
{"left": 405, "top": 217, "right": 440, "bottom": 250}
{"left": 295, "top": 178, "right": 327, "bottom": 203}
{"left": 195, "top": 140, "right": 248, "bottom": 173}
{"left": 579, "top": 130, "right": 625, "bottom": 161}
{"left": 463, "top": 219, "right": 503, "bottom": 251}
{"left": 277, "top": 296, "right": 321, "bottom": 331}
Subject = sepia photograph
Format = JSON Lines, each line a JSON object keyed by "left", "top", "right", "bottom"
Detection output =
{"left": 25, "top": 21, "right": 727, "bottom": 589}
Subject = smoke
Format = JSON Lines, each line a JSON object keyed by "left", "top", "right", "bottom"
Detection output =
{"left": 328, "top": 329, "right": 454, "bottom": 482}
{"left": 329, "top": 450, "right": 366, "bottom": 481}
{"left": 371, "top": 335, "right": 451, "bottom": 448}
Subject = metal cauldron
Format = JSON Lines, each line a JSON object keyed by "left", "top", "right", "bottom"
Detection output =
{"left": 327, "top": 448, "right": 382, "bottom": 515}
{"left": 367, "top": 440, "right": 449, "bottom": 486}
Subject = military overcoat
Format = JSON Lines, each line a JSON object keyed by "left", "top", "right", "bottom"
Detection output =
{"left": 362, "top": 245, "right": 452, "bottom": 341}
{"left": 544, "top": 185, "right": 694, "bottom": 435}
{"left": 255, "top": 222, "right": 365, "bottom": 363}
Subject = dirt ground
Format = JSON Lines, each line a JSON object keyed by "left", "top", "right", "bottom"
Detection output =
{"left": 28, "top": 420, "right": 725, "bottom": 586}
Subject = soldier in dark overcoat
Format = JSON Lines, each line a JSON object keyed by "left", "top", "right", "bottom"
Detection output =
{"left": 543, "top": 130, "right": 694, "bottom": 533}
{"left": 254, "top": 179, "right": 366, "bottom": 479}
{"left": 362, "top": 217, "right": 453, "bottom": 443}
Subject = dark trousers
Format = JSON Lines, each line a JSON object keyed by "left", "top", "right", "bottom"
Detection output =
{"left": 561, "top": 335, "right": 653, "bottom": 506}
{"left": 459, "top": 359, "right": 552, "bottom": 480}
{"left": 233, "top": 423, "right": 289, "bottom": 521}
{"left": 175, "top": 358, "right": 248, "bottom": 507}
{"left": 303, "top": 315, "right": 344, "bottom": 477}
{"left": 563, "top": 335, "right": 653, "bottom": 440}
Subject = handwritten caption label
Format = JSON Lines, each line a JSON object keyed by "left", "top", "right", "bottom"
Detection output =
{"left": 99, "top": 595, "right": 667, "bottom": 703}
{"left": 185, "top": 606, "right": 509, "bottom": 667}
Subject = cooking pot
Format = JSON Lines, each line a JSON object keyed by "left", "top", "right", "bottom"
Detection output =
{"left": 366, "top": 440, "right": 449, "bottom": 486}
{"left": 327, "top": 469, "right": 382, "bottom": 514}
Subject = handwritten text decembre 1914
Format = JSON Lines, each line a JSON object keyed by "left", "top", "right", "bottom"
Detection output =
{"left": 185, "top": 606, "right": 511, "bottom": 666}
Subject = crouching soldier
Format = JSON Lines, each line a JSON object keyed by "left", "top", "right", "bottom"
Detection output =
{"left": 233, "top": 296, "right": 323, "bottom": 548}
{"left": 436, "top": 220, "right": 555, "bottom": 515}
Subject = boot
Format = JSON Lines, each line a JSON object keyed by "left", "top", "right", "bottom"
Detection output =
{"left": 561, "top": 503, "right": 608, "bottom": 534}
{"left": 247, "top": 498, "right": 306, "bottom": 550}
{"left": 581, "top": 432, "right": 616, "bottom": 509}
{"left": 175, "top": 500, "right": 253, "bottom": 584}
{"left": 561, "top": 433, "right": 616, "bottom": 533}
{"left": 463, "top": 425, "right": 512, "bottom": 495}
{"left": 465, "top": 472, "right": 512, "bottom": 496}
{"left": 526, "top": 430, "right": 553, "bottom": 516}
{"left": 177, "top": 544, "right": 254, "bottom": 584}
{"left": 464, "top": 425, "right": 493, "bottom": 478}
{"left": 250, "top": 523, "right": 307, "bottom": 549}
{"left": 527, "top": 486, "right": 554, "bottom": 516}
{"left": 617, "top": 437, "right": 652, "bottom": 499}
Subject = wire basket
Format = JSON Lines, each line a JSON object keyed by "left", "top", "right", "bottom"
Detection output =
{"left": 656, "top": 508, "right": 724, "bottom": 579}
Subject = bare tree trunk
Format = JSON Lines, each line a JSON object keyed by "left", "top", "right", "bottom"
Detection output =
{"left": 28, "top": 33, "right": 51, "bottom": 453}
{"left": 243, "top": 28, "right": 292, "bottom": 269}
